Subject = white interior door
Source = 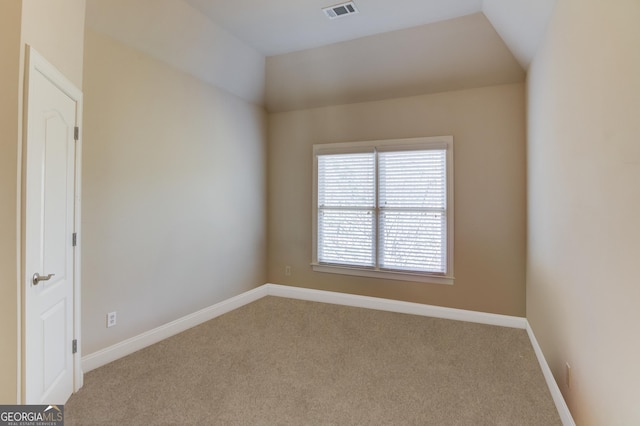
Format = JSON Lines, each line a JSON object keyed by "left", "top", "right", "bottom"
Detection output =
{"left": 23, "top": 47, "right": 82, "bottom": 404}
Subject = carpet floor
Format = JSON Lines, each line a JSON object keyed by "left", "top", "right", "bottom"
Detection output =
{"left": 65, "top": 296, "right": 561, "bottom": 425}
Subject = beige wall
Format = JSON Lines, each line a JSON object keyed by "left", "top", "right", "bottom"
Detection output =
{"left": 81, "top": 30, "right": 267, "bottom": 355}
{"left": 20, "top": 0, "right": 86, "bottom": 89}
{"left": 268, "top": 83, "right": 526, "bottom": 316}
{"left": 0, "top": 0, "right": 86, "bottom": 404}
{"left": 527, "top": 0, "right": 640, "bottom": 424}
{"left": 0, "top": 1, "right": 23, "bottom": 405}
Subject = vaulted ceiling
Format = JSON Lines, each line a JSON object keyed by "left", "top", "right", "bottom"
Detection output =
{"left": 85, "top": 0, "right": 557, "bottom": 112}
{"left": 184, "top": 0, "right": 484, "bottom": 56}
{"left": 184, "top": 0, "right": 556, "bottom": 67}
{"left": 265, "top": 13, "right": 525, "bottom": 112}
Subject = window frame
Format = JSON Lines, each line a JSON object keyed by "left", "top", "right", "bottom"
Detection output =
{"left": 312, "top": 136, "right": 454, "bottom": 285}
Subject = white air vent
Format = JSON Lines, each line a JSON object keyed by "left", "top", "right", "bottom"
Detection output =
{"left": 323, "top": 1, "right": 359, "bottom": 20}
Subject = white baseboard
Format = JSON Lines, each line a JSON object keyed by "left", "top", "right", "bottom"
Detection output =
{"left": 81, "top": 282, "right": 573, "bottom": 425}
{"left": 83, "top": 283, "right": 525, "bottom": 373}
{"left": 265, "top": 283, "right": 527, "bottom": 329}
{"left": 81, "top": 285, "right": 268, "bottom": 373}
{"left": 526, "top": 323, "right": 576, "bottom": 426}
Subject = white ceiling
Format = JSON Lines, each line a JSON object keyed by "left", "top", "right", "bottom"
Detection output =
{"left": 185, "top": 0, "right": 556, "bottom": 66}
{"left": 185, "top": 0, "right": 483, "bottom": 56}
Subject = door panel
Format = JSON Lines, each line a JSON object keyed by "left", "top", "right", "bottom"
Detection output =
{"left": 43, "top": 113, "right": 72, "bottom": 281}
{"left": 42, "top": 299, "right": 67, "bottom": 392}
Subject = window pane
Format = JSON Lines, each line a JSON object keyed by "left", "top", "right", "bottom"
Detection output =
{"left": 380, "top": 211, "right": 446, "bottom": 273}
{"left": 379, "top": 150, "right": 446, "bottom": 209}
{"left": 318, "top": 153, "right": 375, "bottom": 207}
{"left": 318, "top": 209, "right": 374, "bottom": 267}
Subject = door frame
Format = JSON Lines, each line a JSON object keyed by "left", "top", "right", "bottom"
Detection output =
{"left": 20, "top": 45, "right": 83, "bottom": 402}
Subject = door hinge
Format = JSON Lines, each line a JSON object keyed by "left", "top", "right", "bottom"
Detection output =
{"left": 72, "top": 232, "right": 77, "bottom": 247}
{"left": 72, "top": 339, "right": 78, "bottom": 354}
{"left": 74, "top": 126, "right": 79, "bottom": 141}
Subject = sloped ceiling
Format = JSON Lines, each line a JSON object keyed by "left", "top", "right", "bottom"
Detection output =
{"left": 85, "top": 0, "right": 557, "bottom": 111}
{"left": 266, "top": 13, "right": 525, "bottom": 112}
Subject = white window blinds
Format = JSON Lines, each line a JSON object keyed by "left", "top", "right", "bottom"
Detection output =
{"left": 378, "top": 150, "right": 447, "bottom": 273}
{"left": 317, "top": 153, "right": 375, "bottom": 267}
{"left": 316, "top": 145, "right": 448, "bottom": 276}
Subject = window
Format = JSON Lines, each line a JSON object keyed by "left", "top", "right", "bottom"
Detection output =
{"left": 312, "top": 137, "right": 453, "bottom": 284}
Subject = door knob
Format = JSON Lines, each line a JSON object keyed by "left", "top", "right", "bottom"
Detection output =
{"left": 32, "top": 273, "right": 55, "bottom": 286}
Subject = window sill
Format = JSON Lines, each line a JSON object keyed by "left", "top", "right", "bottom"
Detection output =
{"left": 311, "top": 263, "right": 454, "bottom": 285}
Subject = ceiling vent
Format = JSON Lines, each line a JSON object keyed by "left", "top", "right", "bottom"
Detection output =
{"left": 323, "top": 2, "right": 359, "bottom": 20}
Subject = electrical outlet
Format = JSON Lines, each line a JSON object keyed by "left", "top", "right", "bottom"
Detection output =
{"left": 565, "top": 362, "right": 572, "bottom": 388}
{"left": 285, "top": 265, "right": 292, "bottom": 276}
{"left": 107, "top": 311, "right": 117, "bottom": 328}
